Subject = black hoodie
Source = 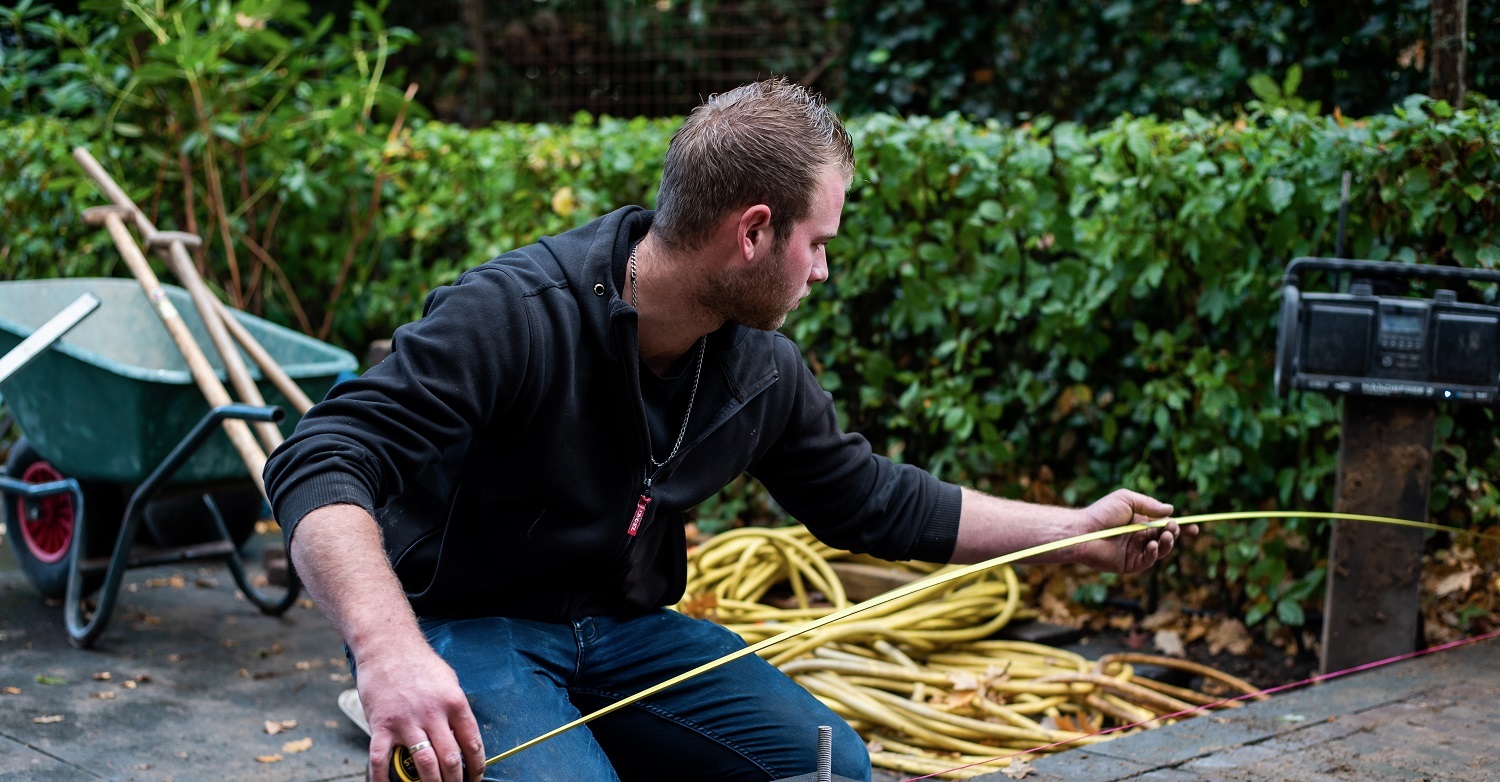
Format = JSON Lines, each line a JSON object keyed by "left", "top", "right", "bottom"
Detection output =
{"left": 264, "top": 207, "right": 961, "bottom": 622}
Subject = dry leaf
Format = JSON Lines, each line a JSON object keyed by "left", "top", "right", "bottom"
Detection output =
{"left": 3, "top": 687, "right": 21, "bottom": 695}
{"left": 678, "top": 592, "right": 719, "bottom": 620}
{"left": 282, "top": 737, "right": 313, "bottom": 754}
{"left": 92, "top": 671, "right": 111, "bottom": 681}
{"left": 946, "top": 670, "right": 980, "bottom": 691}
{"left": 1434, "top": 570, "right": 1473, "bottom": 597}
{"left": 1207, "top": 618, "right": 1255, "bottom": 656}
{"left": 264, "top": 719, "right": 297, "bottom": 735}
{"left": 122, "top": 681, "right": 137, "bottom": 690}
{"left": 1140, "top": 606, "right": 1183, "bottom": 631}
{"left": 92, "top": 691, "right": 116, "bottom": 700}
{"left": 1002, "top": 760, "right": 1035, "bottom": 779}
{"left": 1153, "top": 629, "right": 1186, "bottom": 658}
{"left": 294, "top": 661, "right": 313, "bottom": 671}
{"left": 256, "top": 754, "right": 283, "bottom": 763}
{"left": 33, "top": 715, "right": 64, "bottom": 724}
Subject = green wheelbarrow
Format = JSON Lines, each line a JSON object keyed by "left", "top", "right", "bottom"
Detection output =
{"left": 0, "top": 278, "right": 356, "bottom": 647}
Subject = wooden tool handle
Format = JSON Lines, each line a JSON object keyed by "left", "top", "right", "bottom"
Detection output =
{"left": 83, "top": 206, "right": 269, "bottom": 498}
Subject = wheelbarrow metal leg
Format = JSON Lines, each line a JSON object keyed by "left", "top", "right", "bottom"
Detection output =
{"left": 65, "top": 403, "right": 282, "bottom": 648}
{"left": 200, "top": 493, "right": 301, "bottom": 614}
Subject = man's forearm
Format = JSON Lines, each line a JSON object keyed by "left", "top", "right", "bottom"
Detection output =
{"left": 949, "top": 487, "right": 1085, "bottom": 565}
{"left": 288, "top": 504, "right": 427, "bottom": 658}
{"left": 952, "top": 486, "right": 1179, "bottom": 574}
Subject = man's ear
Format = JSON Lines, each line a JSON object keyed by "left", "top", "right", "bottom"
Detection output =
{"left": 736, "top": 205, "right": 774, "bottom": 262}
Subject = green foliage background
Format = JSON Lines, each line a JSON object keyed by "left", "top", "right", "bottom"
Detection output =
{"left": 842, "top": 0, "right": 1500, "bottom": 124}
{"left": 4, "top": 0, "right": 1500, "bottom": 635}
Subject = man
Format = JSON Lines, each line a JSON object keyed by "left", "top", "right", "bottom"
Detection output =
{"left": 265, "top": 78, "right": 1182, "bottom": 782}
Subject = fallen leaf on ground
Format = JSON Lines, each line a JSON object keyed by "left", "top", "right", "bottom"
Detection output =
{"left": 1207, "top": 618, "right": 1255, "bottom": 656}
{"left": 3, "top": 687, "right": 21, "bottom": 695}
{"left": 1141, "top": 606, "right": 1184, "bottom": 631}
{"left": 1154, "top": 629, "right": 1186, "bottom": 657}
{"left": 1002, "top": 760, "right": 1035, "bottom": 778}
{"left": 92, "top": 691, "right": 116, "bottom": 700}
{"left": 92, "top": 671, "right": 111, "bottom": 681}
{"left": 265, "top": 719, "right": 297, "bottom": 735}
{"left": 255, "top": 754, "right": 283, "bottom": 763}
{"left": 282, "top": 737, "right": 313, "bottom": 754}
{"left": 122, "top": 681, "right": 137, "bottom": 690}
{"left": 1433, "top": 570, "right": 1474, "bottom": 597}
{"left": 33, "top": 715, "right": 64, "bottom": 724}
{"left": 35, "top": 675, "right": 66, "bottom": 686}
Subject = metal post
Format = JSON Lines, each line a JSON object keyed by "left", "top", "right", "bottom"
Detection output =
{"left": 1320, "top": 396, "right": 1434, "bottom": 673}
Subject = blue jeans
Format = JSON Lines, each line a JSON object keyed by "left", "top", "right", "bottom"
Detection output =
{"left": 404, "top": 610, "right": 872, "bottom": 781}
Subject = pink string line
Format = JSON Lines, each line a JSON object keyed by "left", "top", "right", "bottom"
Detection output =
{"left": 899, "top": 627, "right": 1500, "bottom": 781}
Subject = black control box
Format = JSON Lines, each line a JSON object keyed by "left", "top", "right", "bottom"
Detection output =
{"left": 1274, "top": 257, "right": 1500, "bottom": 404}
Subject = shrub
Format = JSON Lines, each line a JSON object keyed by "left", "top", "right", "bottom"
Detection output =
{"left": 5, "top": 97, "right": 1498, "bottom": 634}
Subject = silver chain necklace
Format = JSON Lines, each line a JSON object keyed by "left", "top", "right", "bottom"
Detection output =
{"left": 630, "top": 243, "right": 706, "bottom": 469}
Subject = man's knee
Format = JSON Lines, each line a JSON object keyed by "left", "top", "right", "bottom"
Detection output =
{"left": 828, "top": 719, "right": 872, "bottom": 782}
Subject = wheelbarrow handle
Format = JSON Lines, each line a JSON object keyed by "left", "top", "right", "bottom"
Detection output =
{"left": 0, "top": 292, "right": 99, "bottom": 385}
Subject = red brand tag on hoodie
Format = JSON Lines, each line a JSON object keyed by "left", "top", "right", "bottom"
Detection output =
{"left": 628, "top": 494, "right": 651, "bottom": 536}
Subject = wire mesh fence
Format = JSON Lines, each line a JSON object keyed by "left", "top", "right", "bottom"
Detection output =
{"left": 390, "top": 0, "right": 844, "bottom": 125}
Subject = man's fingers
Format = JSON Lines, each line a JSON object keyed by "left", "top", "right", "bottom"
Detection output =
{"left": 408, "top": 733, "right": 442, "bottom": 782}
{"left": 453, "top": 710, "right": 485, "bottom": 782}
{"left": 428, "top": 731, "right": 466, "bottom": 782}
{"left": 369, "top": 735, "right": 395, "bottom": 782}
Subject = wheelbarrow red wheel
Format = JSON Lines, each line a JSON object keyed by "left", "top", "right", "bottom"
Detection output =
{"left": 3, "top": 438, "right": 121, "bottom": 599}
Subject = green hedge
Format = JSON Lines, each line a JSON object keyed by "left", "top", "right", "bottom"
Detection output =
{"left": 4, "top": 99, "right": 1499, "bottom": 630}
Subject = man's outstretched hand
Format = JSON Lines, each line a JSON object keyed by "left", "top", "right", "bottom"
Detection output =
{"left": 1070, "top": 489, "right": 1185, "bottom": 574}
{"left": 952, "top": 486, "right": 1187, "bottom": 569}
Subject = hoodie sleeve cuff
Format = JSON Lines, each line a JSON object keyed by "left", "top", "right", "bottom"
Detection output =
{"left": 272, "top": 472, "right": 377, "bottom": 552}
{"left": 907, "top": 481, "right": 963, "bottom": 563}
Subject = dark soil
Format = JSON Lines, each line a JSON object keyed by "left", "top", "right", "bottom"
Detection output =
{"left": 1073, "top": 626, "right": 1322, "bottom": 694}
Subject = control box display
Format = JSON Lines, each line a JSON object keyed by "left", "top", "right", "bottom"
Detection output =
{"left": 1274, "top": 258, "right": 1500, "bottom": 404}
